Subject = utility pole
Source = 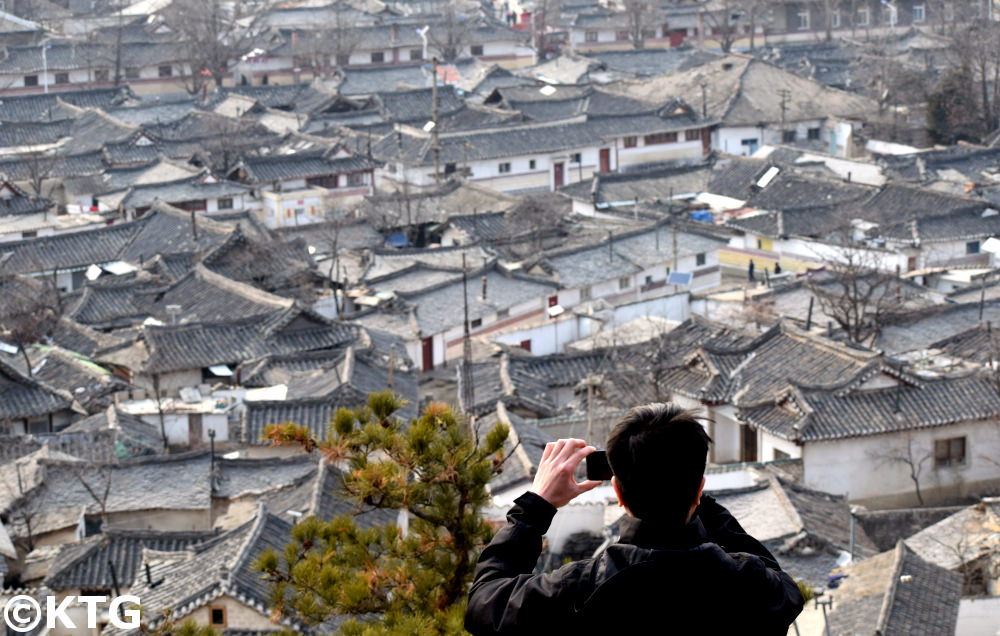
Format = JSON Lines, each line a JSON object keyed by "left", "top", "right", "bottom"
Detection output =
{"left": 778, "top": 88, "right": 791, "bottom": 143}
{"left": 431, "top": 57, "right": 441, "bottom": 185}
{"left": 461, "top": 252, "right": 474, "bottom": 410}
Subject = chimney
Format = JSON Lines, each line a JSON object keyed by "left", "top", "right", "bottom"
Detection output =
{"left": 190, "top": 210, "right": 198, "bottom": 240}
{"left": 776, "top": 209, "right": 785, "bottom": 238}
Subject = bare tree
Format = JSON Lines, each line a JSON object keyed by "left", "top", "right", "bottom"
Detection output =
{"left": 70, "top": 453, "right": 115, "bottom": 523}
{"left": 1, "top": 459, "right": 43, "bottom": 554}
{"left": 21, "top": 150, "right": 57, "bottom": 205}
{"left": 428, "top": 2, "right": 478, "bottom": 60}
{"left": 289, "top": 6, "right": 364, "bottom": 77}
{"left": 869, "top": 430, "right": 931, "bottom": 505}
{"left": 804, "top": 246, "right": 906, "bottom": 346}
{"left": 949, "top": 20, "right": 1000, "bottom": 136}
{"left": 701, "top": 0, "right": 750, "bottom": 53}
{"left": 162, "top": 0, "right": 276, "bottom": 94}
{"left": 529, "top": 0, "right": 562, "bottom": 56}
{"left": 624, "top": 0, "right": 660, "bottom": 49}
{"left": 0, "top": 273, "right": 63, "bottom": 375}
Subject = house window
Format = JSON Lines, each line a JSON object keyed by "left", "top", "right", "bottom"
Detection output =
{"left": 529, "top": 159, "right": 536, "bottom": 170}
{"left": 371, "top": 51, "right": 385, "bottom": 63}
{"left": 470, "top": 44, "right": 484, "bottom": 55}
{"left": 24, "top": 74, "right": 38, "bottom": 86}
{"left": 410, "top": 48, "right": 423, "bottom": 60}
{"left": 624, "top": 136, "right": 637, "bottom": 148}
{"left": 580, "top": 285, "right": 592, "bottom": 300}
{"left": 616, "top": 30, "right": 630, "bottom": 40}
{"left": 912, "top": 4, "right": 925, "bottom": 21}
{"left": 782, "top": 130, "right": 796, "bottom": 143}
{"left": 967, "top": 240, "right": 980, "bottom": 254}
{"left": 307, "top": 174, "right": 339, "bottom": 188}
{"left": 570, "top": 152, "right": 582, "bottom": 163}
{"left": 125, "top": 67, "right": 140, "bottom": 79}
{"left": 645, "top": 274, "right": 653, "bottom": 286}
{"left": 347, "top": 172, "right": 366, "bottom": 187}
{"left": 497, "top": 308, "right": 509, "bottom": 319}
{"left": 857, "top": 6, "right": 869, "bottom": 25}
{"left": 685, "top": 129, "right": 701, "bottom": 141}
{"left": 55, "top": 72, "right": 69, "bottom": 84}
{"left": 470, "top": 317, "right": 482, "bottom": 328}
{"left": 444, "top": 162, "right": 456, "bottom": 175}
{"left": 807, "top": 127, "right": 821, "bottom": 140}
{"left": 209, "top": 606, "right": 226, "bottom": 627}
{"left": 641, "top": 28, "right": 656, "bottom": 38}
{"left": 585, "top": 31, "right": 598, "bottom": 42}
{"left": 158, "top": 65, "right": 172, "bottom": 77}
{"left": 498, "top": 162, "right": 511, "bottom": 173}
{"left": 773, "top": 448, "right": 791, "bottom": 460}
{"left": 831, "top": 9, "right": 841, "bottom": 27}
{"left": 644, "top": 132, "right": 678, "bottom": 145}
{"left": 336, "top": 53, "right": 350, "bottom": 66}
{"left": 797, "top": 9, "right": 810, "bottom": 29}
{"left": 934, "top": 436, "right": 966, "bottom": 467}
{"left": 696, "top": 252, "right": 706, "bottom": 266}
{"left": 217, "top": 197, "right": 233, "bottom": 209}
{"left": 94, "top": 69, "right": 110, "bottom": 82}
{"left": 619, "top": 276, "right": 631, "bottom": 289}
{"left": 21, "top": 230, "right": 37, "bottom": 238}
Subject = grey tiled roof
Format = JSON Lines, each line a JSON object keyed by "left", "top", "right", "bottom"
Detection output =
{"left": 98, "top": 175, "right": 252, "bottom": 210}
{"left": 125, "top": 506, "right": 305, "bottom": 633}
{"left": 0, "top": 86, "right": 138, "bottom": 123}
{"left": 826, "top": 541, "right": 962, "bottom": 636}
{"left": 0, "top": 180, "right": 53, "bottom": 216}
{"left": 213, "top": 455, "right": 318, "bottom": 499}
{"left": 560, "top": 162, "right": 713, "bottom": 205}
{"left": 233, "top": 152, "right": 373, "bottom": 184}
{"left": 242, "top": 398, "right": 337, "bottom": 447}
{"left": 740, "top": 372, "right": 1000, "bottom": 443}
{"left": 5, "top": 452, "right": 212, "bottom": 539}
{"left": 587, "top": 46, "right": 722, "bottom": 77}
{"left": 930, "top": 323, "right": 996, "bottom": 363}
{"left": 875, "top": 301, "right": 1000, "bottom": 355}
{"left": 46, "top": 527, "right": 220, "bottom": 591}
{"left": 903, "top": 501, "right": 1000, "bottom": 573}
{"left": 0, "top": 203, "right": 234, "bottom": 276}
{"left": 143, "top": 306, "right": 360, "bottom": 374}
{"left": 0, "top": 357, "right": 74, "bottom": 422}
{"left": 50, "top": 316, "right": 131, "bottom": 359}
{"left": 402, "top": 266, "right": 556, "bottom": 335}
{"left": 309, "top": 460, "right": 398, "bottom": 528}
{"left": 4, "top": 345, "right": 128, "bottom": 414}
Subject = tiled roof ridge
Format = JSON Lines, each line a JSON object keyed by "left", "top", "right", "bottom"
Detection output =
{"left": 875, "top": 541, "right": 908, "bottom": 633}
{"left": 777, "top": 320, "right": 879, "bottom": 361}
{"left": 187, "top": 262, "right": 296, "bottom": 309}
{"left": 38, "top": 448, "right": 210, "bottom": 469}
{"left": 308, "top": 456, "right": 331, "bottom": 517}
{"left": 767, "top": 476, "right": 805, "bottom": 534}
{"left": 227, "top": 502, "right": 270, "bottom": 578}
{"left": 718, "top": 55, "right": 754, "bottom": 123}
{"left": 0, "top": 356, "right": 75, "bottom": 408}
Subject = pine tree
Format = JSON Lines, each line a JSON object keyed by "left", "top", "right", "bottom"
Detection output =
{"left": 255, "top": 391, "right": 510, "bottom": 635}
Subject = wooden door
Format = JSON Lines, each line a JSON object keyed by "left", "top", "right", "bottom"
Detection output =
{"left": 599, "top": 148, "right": 610, "bottom": 173}
{"left": 421, "top": 337, "right": 433, "bottom": 371}
{"left": 553, "top": 162, "right": 564, "bottom": 188}
{"left": 189, "top": 413, "right": 203, "bottom": 448}
{"left": 740, "top": 424, "right": 757, "bottom": 462}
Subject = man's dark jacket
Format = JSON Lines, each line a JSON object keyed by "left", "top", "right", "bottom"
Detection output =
{"left": 465, "top": 492, "right": 804, "bottom": 635}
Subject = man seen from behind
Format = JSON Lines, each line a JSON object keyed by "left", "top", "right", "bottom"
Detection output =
{"left": 465, "top": 403, "right": 805, "bottom": 635}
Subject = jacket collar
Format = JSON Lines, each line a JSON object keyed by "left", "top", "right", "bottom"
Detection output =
{"left": 617, "top": 514, "right": 709, "bottom": 550}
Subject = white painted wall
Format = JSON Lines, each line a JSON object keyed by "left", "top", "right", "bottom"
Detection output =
{"left": 956, "top": 596, "right": 1000, "bottom": 636}
{"left": 709, "top": 405, "right": 743, "bottom": 464}
{"left": 800, "top": 419, "right": 1000, "bottom": 505}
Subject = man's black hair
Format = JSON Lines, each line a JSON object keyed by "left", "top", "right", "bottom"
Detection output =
{"left": 606, "top": 403, "right": 712, "bottom": 525}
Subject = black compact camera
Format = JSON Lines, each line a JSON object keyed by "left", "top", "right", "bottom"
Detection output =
{"left": 586, "top": 450, "right": 613, "bottom": 481}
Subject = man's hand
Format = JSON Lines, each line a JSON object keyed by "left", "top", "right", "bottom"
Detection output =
{"left": 531, "top": 439, "right": 601, "bottom": 509}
